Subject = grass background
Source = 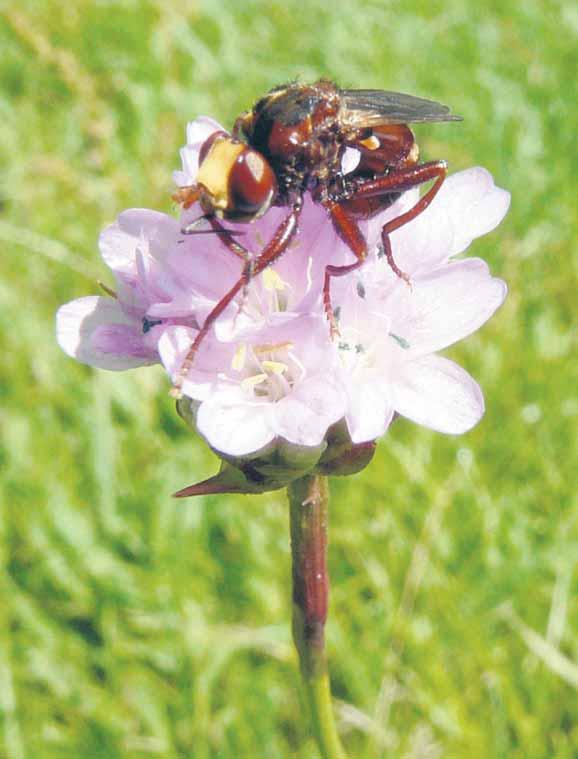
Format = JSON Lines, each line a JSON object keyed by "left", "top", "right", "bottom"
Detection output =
{"left": 0, "top": 0, "right": 576, "bottom": 757}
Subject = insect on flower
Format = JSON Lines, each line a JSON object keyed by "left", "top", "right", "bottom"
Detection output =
{"left": 171, "top": 79, "right": 462, "bottom": 396}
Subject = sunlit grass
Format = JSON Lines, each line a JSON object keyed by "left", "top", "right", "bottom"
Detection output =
{"left": 1, "top": 1, "right": 576, "bottom": 757}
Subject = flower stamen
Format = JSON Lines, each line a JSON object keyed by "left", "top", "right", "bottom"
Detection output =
{"left": 232, "top": 343, "right": 247, "bottom": 371}
{"left": 261, "top": 360, "right": 289, "bottom": 375}
{"left": 253, "top": 341, "right": 294, "bottom": 355}
{"left": 97, "top": 280, "right": 118, "bottom": 299}
{"left": 262, "top": 268, "right": 286, "bottom": 292}
{"left": 241, "top": 373, "right": 268, "bottom": 391}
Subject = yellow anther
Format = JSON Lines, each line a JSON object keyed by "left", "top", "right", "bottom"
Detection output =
{"left": 232, "top": 343, "right": 247, "bottom": 371}
{"left": 262, "top": 268, "right": 286, "bottom": 291}
{"left": 241, "top": 373, "right": 268, "bottom": 391}
{"left": 253, "top": 341, "right": 294, "bottom": 355}
{"left": 261, "top": 360, "right": 288, "bottom": 375}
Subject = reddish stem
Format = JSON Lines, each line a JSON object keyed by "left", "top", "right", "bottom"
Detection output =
{"left": 288, "top": 476, "right": 346, "bottom": 758}
{"left": 289, "top": 475, "right": 329, "bottom": 668}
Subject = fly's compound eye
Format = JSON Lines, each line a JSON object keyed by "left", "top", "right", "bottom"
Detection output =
{"left": 227, "top": 149, "right": 277, "bottom": 221}
{"left": 196, "top": 136, "right": 277, "bottom": 222}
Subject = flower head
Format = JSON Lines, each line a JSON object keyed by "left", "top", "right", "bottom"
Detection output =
{"left": 57, "top": 116, "right": 510, "bottom": 493}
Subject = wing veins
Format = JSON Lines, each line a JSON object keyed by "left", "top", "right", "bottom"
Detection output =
{"left": 340, "top": 88, "right": 462, "bottom": 126}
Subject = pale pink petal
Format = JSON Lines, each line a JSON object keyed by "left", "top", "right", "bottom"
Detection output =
{"left": 174, "top": 117, "right": 225, "bottom": 186}
{"left": 173, "top": 169, "right": 191, "bottom": 187}
{"left": 441, "top": 168, "right": 511, "bottom": 256}
{"left": 175, "top": 146, "right": 198, "bottom": 187}
{"left": 146, "top": 295, "right": 203, "bottom": 320}
{"left": 185, "top": 116, "right": 224, "bottom": 146}
{"left": 386, "top": 198, "right": 455, "bottom": 275}
{"left": 156, "top": 324, "right": 194, "bottom": 378}
{"left": 196, "top": 388, "right": 276, "bottom": 456}
{"left": 365, "top": 188, "right": 420, "bottom": 253}
{"left": 56, "top": 296, "right": 155, "bottom": 370}
{"left": 164, "top": 230, "right": 243, "bottom": 300}
{"left": 273, "top": 375, "right": 347, "bottom": 447}
{"left": 371, "top": 168, "right": 510, "bottom": 275}
{"left": 344, "top": 375, "right": 395, "bottom": 443}
{"left": 116, "top": 209, "right": 181, "bottom": 260}
{"left": 387, "top": 258, "right": 508, "bottom": 356}
{"left": 391, "top": 355, "right": 484, "bottom": 434}
{"left": 211, "top": 304, "right": 260, "bottom": 342}
{"left": 99, "top": 209, "right": 179, "bottom": 275}
{"left": 158, "top": 326, "right": 236, "bottom": 401}
{"left": 265, "top": 198, "right": 357, "bottom": 317}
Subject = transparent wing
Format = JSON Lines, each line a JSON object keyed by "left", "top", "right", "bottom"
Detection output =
{"left": 340, "top": 89, "right": 462, "bottom": 126}
{"left": 256, "top": 86, "right": 322, "bottom": 127}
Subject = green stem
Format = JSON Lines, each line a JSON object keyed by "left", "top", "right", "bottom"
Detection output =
{"left": 288, "top": 475, "right": 347, "bottom": 759}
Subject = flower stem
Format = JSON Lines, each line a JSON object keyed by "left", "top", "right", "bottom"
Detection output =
{"left": 288, "top": 475, "right": 347, "bottom": 759}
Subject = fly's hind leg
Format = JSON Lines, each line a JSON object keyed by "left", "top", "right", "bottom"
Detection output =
{"left": 322, "top": 201, "right": 368, "bottom": 337}
{"left": 322, "top": 161, "right": 447, "bottom": 337}
{"left": 352, "top": 160, "right": 447, "bottom": 281}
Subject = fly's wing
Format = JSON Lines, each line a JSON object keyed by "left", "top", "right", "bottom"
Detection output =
{"left": 255, "top": 85, "right": 324, "bottom": 127}
{"left": 339, "top": 89, "right": 462, "bottom": 126}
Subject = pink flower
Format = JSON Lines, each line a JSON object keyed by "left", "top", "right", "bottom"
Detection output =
{"left": 56, "top": 114, "right": 509, "bottom": 476}
{"left": 56, "top": 196, "right": 354, "bottom": 376}
{"left": 159, "top": 315, "right": 347, "bottom": 457}
{"left": 332, "top": 167, "right": 510, "bottom": 442}
{"left": 56, "top": 209, "right": 185, "bottom": 370}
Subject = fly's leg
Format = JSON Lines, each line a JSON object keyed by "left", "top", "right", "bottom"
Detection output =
{"left": 182, "top": 215, "right": 254, "bottom": 334}
{"left": 205, "top": 216, "right": 251, "bottom": 262}
{"left": 205, "top": 217, "right": 255, "bottom": 331}
{"left": 322, "top": 201, "right": 368, "bottom": 337}
{"left": 351, "top": 160, "right": 447, "bottom": 280}
{"left": 323, "top": 161, "right": 447, "bottom": 335}
{"left": 170, "top": 199, "right": 303, "bottom": 397}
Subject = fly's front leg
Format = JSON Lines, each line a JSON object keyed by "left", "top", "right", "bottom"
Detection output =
{"left": 350, "top": 160, "right": 447, "bottom": 281}
{"left": 252, "top": 197, "right": 303, "bottom": 275}
{"left": 169, "top": 276, "right": 246, "bottom": 399}
{"left": 206, "top": 217, "right": 254, "bottom": 332}
{"left": 206, "top": 216, "right": 251, "bottom": 262}
{"left": 170, "top": 199, "right": 303, "bottom": 397}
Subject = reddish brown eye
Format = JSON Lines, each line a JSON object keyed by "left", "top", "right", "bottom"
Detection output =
{"left": 227, "top": 148, "right": 277, "bottom": 220}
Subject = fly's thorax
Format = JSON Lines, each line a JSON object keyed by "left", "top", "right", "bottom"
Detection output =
{"left": 242, "top": 82, "right": 341, "bottom": 183}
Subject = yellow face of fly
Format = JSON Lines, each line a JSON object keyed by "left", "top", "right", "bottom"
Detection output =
{"left": 196, "top": 137, "right": 245, "bottom": 213}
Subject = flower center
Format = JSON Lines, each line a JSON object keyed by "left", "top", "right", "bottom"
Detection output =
{"left": 232, "top": 341, "right": 304, "bottom": 402}
{"left": 236, "top": 266, "right": 292, "bottom": 328}
{"left": 337, "top": 328, "right": 375, "bottom": 373}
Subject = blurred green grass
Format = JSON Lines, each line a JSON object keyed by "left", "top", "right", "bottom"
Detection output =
{"left": 0, "top": 1, "right": 577, "bottom": 757}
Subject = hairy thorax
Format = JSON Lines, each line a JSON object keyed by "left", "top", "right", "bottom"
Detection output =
{"left": 235, "top": 80, "right": 349, "bottom": 198}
